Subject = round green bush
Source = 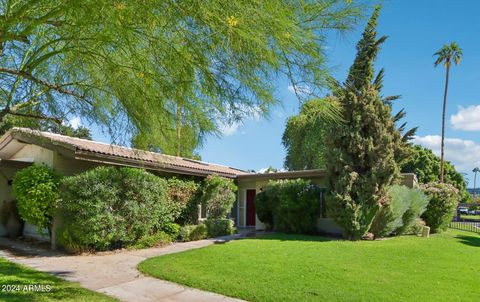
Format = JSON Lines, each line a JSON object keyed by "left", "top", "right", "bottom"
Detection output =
{"left": 57, "top": 166, "right": 173, "bottom": 251}
{"left": 166, "top": 178, "right": 200, "bottom": 224}
{"left": 253, "top": 187, "right": 276, "bottom": 229}
{"left": 205, "top": 218, "right": 235, "bottom": 237}
{"left": 255, "top": 179, "right": 321, "bottom": 234}
{"left": 12, "top": 164, "right": 61, "bottom": 234}
{"left": 178, "top": 224, "right": 208, "bottom": 242}
{"left": 421, "top": 182, "right": 459, "bottom": 233}
{"left": 200, "top": 175, "right": 237, "bottom": 219}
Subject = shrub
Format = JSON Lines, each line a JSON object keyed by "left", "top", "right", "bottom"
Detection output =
{"left": 405, "top": 218, "right": 426, "bottom": 235}
{"left": 178, "top": 225, "right": 195, "bottom": 242}
{"left": 57, "top": 167, "right": 173, "bottom": 251}
{"left": 254, "top": 186, "right": 279, "bottom": 230}
{"left": 167, "top": 178, "right": 199, "bottom": 223}
{"left": 370, "top": 186, "right": 429, "bottom": 238}
{"left": 205, "top": 219, "right": 235, "bottom": 237}
{"left": 200, "top": 175, "right": 237, "bottom": 219}
{"left": 127, "top": 232, "right": 172, "bottom": 249}
{"left": 189, "top": 223, "right": 208, "bottom": 240}
{"left": 396, "top": 188, "right": 429, "bottom": 235}
{"left": 370, "top": 186, "right": 411, "bottom": 238}
{"left": 162, "top": 222, "right": 180, "bottom": 240}
{"left": 254, "top": 179, "right": 321, "bottom": 234}
{"left": 421, "top": 182, "right": 459, "bottom": 233}
{"left": 12, "top": 164, "right": 62, "bottom": 234}
{"left": 178, "top": 224, "right": 208, "bottom": 242}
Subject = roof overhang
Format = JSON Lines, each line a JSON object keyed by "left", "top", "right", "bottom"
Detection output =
{"left": 237, "top": 169, "right": 326, "bottom": 181}
{"left": 74, "top": 150, "right": 238, "bottom": 178}
{"left": 0, "top": 159, "right": 33, "bottom": 169}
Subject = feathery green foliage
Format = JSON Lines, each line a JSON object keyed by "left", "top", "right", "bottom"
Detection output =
{"left": 324, "top": 7, "right": 406, "bottom": 240}
{"left": 0, "top": 0, "right": 363, "bottom": 156}
{"left": 282, "top": 97, "right": 342, "bottom": 170}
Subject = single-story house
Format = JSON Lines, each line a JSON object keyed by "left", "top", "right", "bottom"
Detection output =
{"left": 0, "top": 128, "right": 417, "bottom": 242}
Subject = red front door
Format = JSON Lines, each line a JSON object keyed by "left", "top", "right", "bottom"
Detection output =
{"left": 246, "top": 189, "right": 256, "bottom": 226}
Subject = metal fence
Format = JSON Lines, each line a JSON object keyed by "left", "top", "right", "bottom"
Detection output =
{"left": 449, "top": 206, "right": 480, "bottom": 233}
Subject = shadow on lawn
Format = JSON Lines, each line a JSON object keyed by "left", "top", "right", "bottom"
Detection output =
{"left": 455, "top": 234, "right": 480, "bottom": 247}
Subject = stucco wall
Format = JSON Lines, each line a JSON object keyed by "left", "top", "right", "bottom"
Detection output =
{"left": 53, "top": 152, "right": 99, "bottom": 176}
{"left": 11, "top": 145, "right": 54, "bottom": 167}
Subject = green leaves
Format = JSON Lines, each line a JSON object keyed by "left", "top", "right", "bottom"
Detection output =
{"left": 434, "top": 42, "right": 463, "bottom": 67}
{"left": 324, "top": 7, "right": 404, "bottom": 240}
{"left": 1, "top": 0, "right": 363, "bottom": 154}
{"left": 282, "top": 97, "right": 343, "bottom": 170}
{"left": 12, "top": 164, "right": 62, "bottom": 233}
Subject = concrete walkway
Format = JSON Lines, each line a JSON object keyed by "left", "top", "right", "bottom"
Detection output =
{"left": 0, "top": 236, "right": 246, "bottom": 302}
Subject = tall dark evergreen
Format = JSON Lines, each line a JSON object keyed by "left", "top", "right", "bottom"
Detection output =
{"left": 325, "top": 7, "right": 405, "bottom": 240}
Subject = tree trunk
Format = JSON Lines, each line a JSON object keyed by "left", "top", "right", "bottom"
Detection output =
{"left": 176, "top": 100, "right": 182, "bottom": 157}
{"left": 474, "top": 172, "right": 477, "bottom": 197}
{"left": 440, "top": 65, "right": 450, "bottom": 183}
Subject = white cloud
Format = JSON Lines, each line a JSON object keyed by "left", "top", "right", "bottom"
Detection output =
{"left": 412, "top": 135, "right": 480, "bottom": 172}
{"left": 287, "top": 85, "right": 312, "bottom": 96}
{"left": 63, "top": 116, "right": 81, "bottom": 129}
{"left": 451, "top": 105, "right": 480, "bottom": 131}
{"left": 219, "top": 122, "right": 241, "bottom": 136}
{"left": 217, "top": 104, "right": 262, "bottom": 136}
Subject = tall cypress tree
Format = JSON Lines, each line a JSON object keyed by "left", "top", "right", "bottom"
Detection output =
{"left": 325, "top": 7, "right": 404, "bottom": 240}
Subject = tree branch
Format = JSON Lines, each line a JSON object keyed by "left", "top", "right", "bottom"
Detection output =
{"left": 0, "top": 67, "right": 93, "bottom": 106}
{"left": 1, "top": 108, "right": 62, "bottom": 124}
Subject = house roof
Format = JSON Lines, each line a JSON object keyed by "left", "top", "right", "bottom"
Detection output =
{"left": 0, "top": 128, "right": 247, "bottom": 178}
{"left": 237, "top": 169, "right": 326, "bottom": 181}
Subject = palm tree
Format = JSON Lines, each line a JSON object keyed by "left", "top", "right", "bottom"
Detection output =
{"left": 434, "top": 42, "right": 463, "bottom": 183}
{"left": 473, "top": 167, "right": 480, "bottom": 197}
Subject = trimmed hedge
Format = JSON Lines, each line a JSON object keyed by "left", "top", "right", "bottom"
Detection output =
{"left": 200, "top": 175, "right": 237, "bottom": 219}
{"left": 57, "top": 167, "right": 174, "bottom": 252}
{"left": 421, "top": 182, "right": 459, "bottom": 233}
{"left": 205, "top": 219, "right": 235, "bottom": 237}
{"left": 178, "top": 224, "right": 208, "bottom": 242}
{"left": 12, "top": 164, "right": 62, "bottom": 234}
{"left": 167, "top": 178, "right": 200, "bottom": 224}
{"left": 254, "top": 179, "right": 321, "bottom": 234}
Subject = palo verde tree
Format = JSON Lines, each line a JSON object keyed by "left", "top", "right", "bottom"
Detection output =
{"left": 324, "top": 7, "right": 407, "bottom": 240}
{"left": 0, "top": 0, "right": 363, "bottom": 157}
{"left": 433, "top": 42, "right": 463, "bottom": 182}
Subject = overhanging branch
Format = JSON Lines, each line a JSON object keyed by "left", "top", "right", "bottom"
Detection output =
{"left": 0, "top": 67, "right": 93, "bottom": 106}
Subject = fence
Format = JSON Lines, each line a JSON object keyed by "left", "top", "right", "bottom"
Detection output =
{"left": 449, "top": 206, "right": 480, "bottom": 234}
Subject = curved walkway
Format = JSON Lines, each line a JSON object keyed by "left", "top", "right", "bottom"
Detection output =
{"left": 0, "top": 235, "right": 245, "bottom": 302}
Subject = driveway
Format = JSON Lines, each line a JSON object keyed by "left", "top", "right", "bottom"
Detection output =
{"left": 0, "top": 236, "right": 245, "bottom": 302}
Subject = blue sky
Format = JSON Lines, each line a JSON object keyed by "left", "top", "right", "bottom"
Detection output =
{"left": 87, "top": 1, "right": 480, "bottom": 186}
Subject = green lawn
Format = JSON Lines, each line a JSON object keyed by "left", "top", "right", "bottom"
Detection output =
{"left": 460, "top": 214, "right": 480, "bottom": 220}
{"left": 0, "top": 258, "right": 116, "bottom": 302}
{"left": 139, "top": 230, "right": 480, "bottom": 302}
